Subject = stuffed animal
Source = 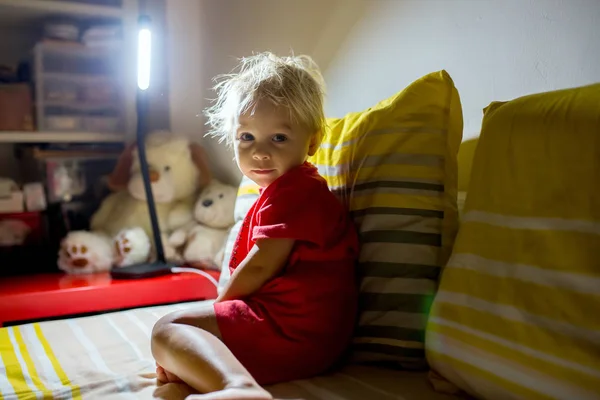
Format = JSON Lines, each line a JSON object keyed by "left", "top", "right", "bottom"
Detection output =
{"left": 168, "top": 179, "right": 237, "bottom": 269}
{"left": 0, "top": 219, "right": 31, "bottom": 246}
{"left": 57, "top": 131, "right": 212, "bottom": 274}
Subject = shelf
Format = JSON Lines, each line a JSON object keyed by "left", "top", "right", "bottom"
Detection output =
{"left": 35, "top": 40, "right": 123, "bottom": 58}
{"left": 0, "top": 0, "right": 124, "bottom": 24}
{"left": 42, "top": 100, "right": 122, "bottom": 111}
{"left": 0, "top": 131, "right": 126, "bottom": 143}
{"left": 41, "top": 72, "right": 118, "bottom": 83}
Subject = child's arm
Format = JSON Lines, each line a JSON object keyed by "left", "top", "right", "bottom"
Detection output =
{"left": 215, "top": 238, "right": 294, "bottom": 302}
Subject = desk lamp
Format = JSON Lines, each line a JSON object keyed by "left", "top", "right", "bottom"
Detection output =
{"left": 110, "top": 15, "right": 177, "bottom": 279}
{"left": 110, "top": 16, "right": 219, "bottom": 287}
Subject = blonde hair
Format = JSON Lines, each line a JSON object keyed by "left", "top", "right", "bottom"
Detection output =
{"left": 204, "top": 52, "right": 326, "bottom": 146}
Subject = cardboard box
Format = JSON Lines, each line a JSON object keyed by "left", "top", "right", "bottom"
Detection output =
{"left": 0, "top": 84, "right": 34, "bottom": 131}
{"left": 0, "top": 191, "right": 24, "bottom": 213}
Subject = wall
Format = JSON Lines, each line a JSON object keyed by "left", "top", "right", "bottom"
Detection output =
{"left": 322, "top": 0, "right": 600, "bottom": 139}
{"left": 166, "top": 0, "right": 599, "bottom": 183}
{"left": 165, "top": 0, "right": 353, "bottom": 185}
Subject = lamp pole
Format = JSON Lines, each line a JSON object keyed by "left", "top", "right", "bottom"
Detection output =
{"left": 135, "top": 15, "right": 167, "bottom": 264}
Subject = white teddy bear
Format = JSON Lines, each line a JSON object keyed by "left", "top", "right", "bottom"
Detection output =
{"left": 57, "top": 131, "right": 211, "bottom": 275}
{"left": 168, "top": 179, "right": 237, "bottom": 269}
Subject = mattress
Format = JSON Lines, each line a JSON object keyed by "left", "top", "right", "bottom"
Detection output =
{"left": 0, "top": 300, "right": 460, "bottom": 400}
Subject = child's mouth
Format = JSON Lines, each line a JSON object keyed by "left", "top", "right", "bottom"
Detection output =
{"left": 252, "top": 169, "right": 275, "bottom": 175}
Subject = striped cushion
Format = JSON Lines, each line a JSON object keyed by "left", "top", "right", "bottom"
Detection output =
{"left": 218, "top": 175, "right": 260, "bottom": 291}
{"left": 309, "top": 70, "right": 462, "bottom": 369}
{"left": 457, "top": 138, "right": 479, "bottom": 217}
{"left": 425, "top": 83, "right": 600, "bottom": 398}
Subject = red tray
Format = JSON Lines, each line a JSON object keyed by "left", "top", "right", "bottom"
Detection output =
{"left": 0, "top": 270, "right": 219, "bottom": 327}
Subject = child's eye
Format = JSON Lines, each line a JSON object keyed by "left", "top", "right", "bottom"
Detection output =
{"left": 239, "top": 133, "right": 254, "bottom": 141}
{"left": 272, "top": 134, "right": 287, "bottom": 142}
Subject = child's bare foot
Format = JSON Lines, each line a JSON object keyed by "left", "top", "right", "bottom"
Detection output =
{"left": 186, "top": 382, "right": 272, "bottom": 400}
{"left": 156, "top": 363, "right": 183, "bottom": 384}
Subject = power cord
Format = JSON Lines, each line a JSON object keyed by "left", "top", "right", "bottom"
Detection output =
{"left": 170, "top": 267, "right": 219, "bottom": 288}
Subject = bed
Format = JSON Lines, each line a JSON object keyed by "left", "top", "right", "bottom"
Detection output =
{"left": 0, "top": 299, "right": 459, "bottom": 400}
{"left": 2, "top": 70, "right": 464, "bottom": 400}
{"left": 3, "top": 69, "right": 597, "bottom": 400}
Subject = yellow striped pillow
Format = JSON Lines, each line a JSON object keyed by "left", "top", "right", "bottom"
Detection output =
{"left": 309, "top": 70, "right": 463, "bottom": 369}
{"left": 219, "top": 175, "right": 261, "bottom": 290}
{"left": 457, "top": 138, "right": 479, "bottom": 217}
{"left": 426, "top": 83, "right": 600, "bottom": 398}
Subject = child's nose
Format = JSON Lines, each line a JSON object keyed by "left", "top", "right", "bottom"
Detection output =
{"left": 252, "top": 146, "right": 270, "bottom": 160}
{"left": 253, "top": 153, "right": 269, "bottom": 160}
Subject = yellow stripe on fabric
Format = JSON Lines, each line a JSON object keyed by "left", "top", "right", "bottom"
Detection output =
{"left": 350, "top": 192, "right": 444, "bottom": 212}
{"left": 34, "top": 324, "right": 81, "bottom": 400}
{"left": 441, "top": 267, "right": 600, "bottom": 330}
{"left": 13, "top": 327, "right": 53, "bottom": 398}
{"left": 433, "top": 301, "right": 599, "bottom": 371}
{"left": 427, "top": 350, "right": 552, "bottom": 400}
{"left": 428, "top": 321, "right": 600, "bottom": 393}
{"left": 320, "top": 126, "right": 446, "bottom": 146}
{"left": 356, "top": 163, "right": 444, "bottom": 181}
{"left": 237, "top": 184, "right": 259, "bottom": 197}
{"left": 321, "top": 134, "right": 447, "bottom": 159}
{"left": 465, "top": 185, "right": 600, "bottom": 223}
{"left": 462, "top": 211, "right": 600, "bottom": 236}
{"left": 454, "top": 221, "right": 599, "bottom": 275}
{"left": 319, "top": 122, "right": 450, "bottom": 149}
{"left": 324, "top": 164, "right": 445, "bottom": 187}
{"left": 0, "top": 328, "right": 29, "bottom": 400}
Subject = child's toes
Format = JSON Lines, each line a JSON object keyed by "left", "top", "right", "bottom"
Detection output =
{"left": 156, "top": 365, "right": 169, "bottom": 383}
{"left": 165, "top": 370, "right": 183, "bottom": 383}
{"left": 155, "top": 362, "right": 183, "bottom": 384}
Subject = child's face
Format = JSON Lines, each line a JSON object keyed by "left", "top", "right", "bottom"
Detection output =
{"left": 233, "top": 100, "right": 318, "bottom": 187}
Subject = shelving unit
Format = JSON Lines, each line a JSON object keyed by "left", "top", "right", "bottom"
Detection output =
{"left": 0, "top": 0, "right": 139, "bottom": 222}
{"left": 0, "top": 0, "right": 138, "bottom": 144}
{"left": 0, "top": 0, "right": 125, "bottom": 23}
{"left": 0, "top": 131, "right": 125, "bottom": 143}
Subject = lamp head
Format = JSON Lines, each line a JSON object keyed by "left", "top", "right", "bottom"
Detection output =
{"left": 137, "top": 15, "right": 151, "bottom": 91}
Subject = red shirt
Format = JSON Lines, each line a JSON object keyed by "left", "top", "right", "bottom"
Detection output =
{"left": 214, "top": 161, "right": 359, "bottom": 385}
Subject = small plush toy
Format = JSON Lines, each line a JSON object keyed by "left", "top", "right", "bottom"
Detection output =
{"left": 0, "top": 219, "right": 31, "bottom": 247}
{"left": 58, "top": 131, "right": 212, "bottom": 275}
{"left": 168, "top": 179, "right": 237, "bottom": 269}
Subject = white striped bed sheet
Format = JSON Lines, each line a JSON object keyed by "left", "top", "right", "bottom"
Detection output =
{"left": 0, "top": 301, "right": 461, "bottom": 400}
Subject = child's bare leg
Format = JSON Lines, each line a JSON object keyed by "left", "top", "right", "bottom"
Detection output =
{"left": 151, "top": 305, "right": 272, "bottom": 399}
{"left": 155, "top": 362, "right": 182, "bottom": 383}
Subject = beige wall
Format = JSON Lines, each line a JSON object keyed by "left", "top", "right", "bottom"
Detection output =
{"left": 167, "top": 0, "right": 600, "bottom": 173}
{"left": 323, "top": 0, "right": 600, "bottom": 139}
{"left": 165, "top": 0, "right": 360, "bottom": 185}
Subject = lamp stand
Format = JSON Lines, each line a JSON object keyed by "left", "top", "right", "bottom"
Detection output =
{"left": 111, "top": 15, "right": 176, "bottom": 279}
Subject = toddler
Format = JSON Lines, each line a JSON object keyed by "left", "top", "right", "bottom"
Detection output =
{"left": 151, "top": 52, "right": 359, "bottom": 400}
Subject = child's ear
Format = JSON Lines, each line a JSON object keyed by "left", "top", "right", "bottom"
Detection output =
{"left": 307, "top": 131, "right": 321, "bottom": 156}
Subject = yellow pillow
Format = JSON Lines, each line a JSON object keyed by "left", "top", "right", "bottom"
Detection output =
{"left": 309, "top": 70, "right": 463, "bottom": 369}
{"left": 457, "top": 138, "right": 478, "bottom": 193}
{"left": 426, "top": 83, "right": 600, "bottom": 398}
{"left": 219, "top": 175, "right": 261, "bottom": 290}
{"left": 456, "top": 138, "right": 479, "bottom": 217}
